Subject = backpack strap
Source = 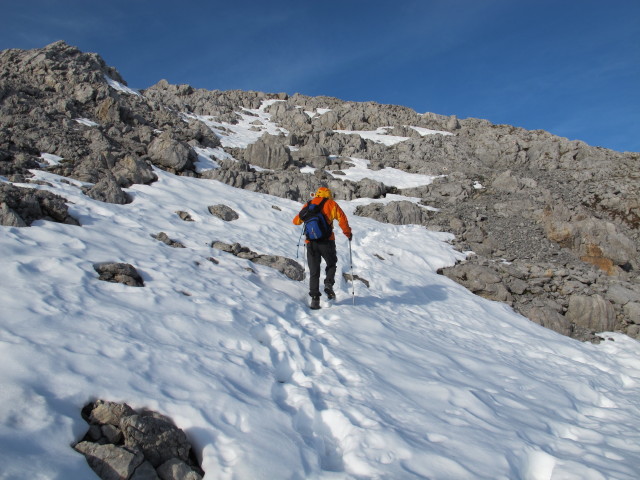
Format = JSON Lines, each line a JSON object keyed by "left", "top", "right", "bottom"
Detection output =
{"left": 317, "top": 197, "right": 330, "bottom": 224}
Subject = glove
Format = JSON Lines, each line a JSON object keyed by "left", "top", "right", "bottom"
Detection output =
{"left": 347, "top": 233, "right": 353, "bottom": 242}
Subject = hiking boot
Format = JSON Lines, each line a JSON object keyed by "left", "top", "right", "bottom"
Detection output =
{"left": 324, "top": 286, "right": 336, "bottom": 300}
{"left": 310, "top": 296, "right": 321, "bottom": 310}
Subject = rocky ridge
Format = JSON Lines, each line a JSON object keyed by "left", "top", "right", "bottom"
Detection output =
{"left": 1, "top": 41, "right": 638, "bottom": 343}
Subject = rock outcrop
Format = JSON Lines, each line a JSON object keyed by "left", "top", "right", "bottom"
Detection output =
{"left": 0, "top": 183, "right": 80, "bottom": 226}
{"left": 75, "top": 400, "right": 203, "bottom": 480}
{"left": 211, "top": 241, "right": 305, "bottom": 281}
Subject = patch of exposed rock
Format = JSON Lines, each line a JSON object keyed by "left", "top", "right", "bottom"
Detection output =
{"left": 211, "top": 241, "right": 304, "bottom": 281}
{"left": 74, "top": 400, "right": 203, "bottom": 480}
{"left": 152, "top": 232, "right": 186, "bottom": 248}
{"left": 437, "top": 255, "right": 639, "bottom": 342}
{"left": 208, "top": 204, "right": 239, "bottom": 221}
{"left": 354, "top": 200, "right": 433, "bottom": 226}
{"left": 0, "top": 183, "right": 79, "bottom": 226}
{"left": 94, "top": 262, "right": 144, "bottom": 287}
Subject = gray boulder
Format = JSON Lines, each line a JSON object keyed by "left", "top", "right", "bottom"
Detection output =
{"left": 157, "top": 458, "right": 203, "bottom": 480}
{"left": 148, "top": 131, "right": 196, "bottom": 172}
{"left": 176, "top": 211, "right": 194, "bottom": 222}
{"left": 212, "top": 241, "right": 304, "bottom": 281}
{"left": 565, "top": 294, "right": 615, "bottom": 332}
{"left": 208, "top": 204, "right": 239, "bottom": 221}
{"left": 244, "top": 134, "right": 291, "bottom": 169}
{"left": 112, "top": 155, "right": 157, "bottom": 187}
{"left": 354, "top": 178, "right": 387, "bottom": 199}
{"left": 355, "top": 200, "right": 431, "bottom": 226}
{"left": 94, "top": 262, "right": 144, "bottom": 287}
{"left": 74, "top": 442, "right": 159, "bottom": 480}
{"left": 0, "top": 202, "right": 27, "bottom": 227}
{"left": 0, "top": 183, "right": 80, "bottom": 226}
{"left": 606, "top": 284, "right": 640, "bottom": 306}
{"left": 623, "top": 302, "right": 640, "bottom": 325}
{"left": 439, "top": 263, "right": 512, "bottom": 303}
{"left": 152, "top": 232, "right": 186, "bottom": 248}
{"left": 88, "top": 400, "right": 135, "bottom": 426}
{"left": 524, "top": 304, "right": 572, "bottom": 337}
{"left": 420, "top": 177, "right": 471, "bottom": 204}
{"left": 120, "top": 414, "right": 191, "bottom": 468}
{"left": 77, "top": 401, "right": 204, "bottom": 479}
{"left": 292, "top": 142, "right": 331, "bottom": 168}
{"left": 85, "top": 172, "right": 131, "bottom": 204}
{"left": 252, "top": 255, "right": 305, "bottom": 282}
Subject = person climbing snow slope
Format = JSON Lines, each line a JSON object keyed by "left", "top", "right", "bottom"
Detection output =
{"left": 293, "top": 187, "right": 352, "bottom": 309}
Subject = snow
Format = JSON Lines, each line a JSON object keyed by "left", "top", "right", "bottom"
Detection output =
{"left": 335, "top": 125, "right": 452, "bottom": 146}
{"left": 185, "top": 100, "right": 288, "bottom": 149}
{"left": 192, "top": 146, "right": 223, "bottom": 173}
{"left": 39, "top": 153, "right": 63, "bottom": 166}
{"left": 104, "top": 75, "right": 141, "bottom": 96}
{"left": 2, "top": 116, "right": 640, "bottom": 480}
{"left": 74, "top": 118, "right": 99, "bottom": 127}
{"left": 329, "top": 157, "right": 439, "bottom": 189}
{"left": 409, "top": 126, "right": 454, "bottom": 137}
{"left": 304, "top": 108, "right": 333, "bottom": 118}
{"left": 335, "top": 127, "right": 411, "bottom": 146}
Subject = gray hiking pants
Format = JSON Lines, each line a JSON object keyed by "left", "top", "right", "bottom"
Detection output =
{"left": 307, "top": 240, "right": 337, "bottom": 297}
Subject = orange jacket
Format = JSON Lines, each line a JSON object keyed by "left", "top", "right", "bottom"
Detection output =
{"left": 293, "top": 197, "right": 352, "bottom": 242}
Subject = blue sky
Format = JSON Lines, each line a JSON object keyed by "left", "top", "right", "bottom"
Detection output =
{"left": 2, "top": 0, "right": 639, "bottom": 152}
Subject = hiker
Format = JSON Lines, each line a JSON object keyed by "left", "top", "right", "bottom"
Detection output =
{"left": 293, "top": 187, "right": 352, "bottom": 309}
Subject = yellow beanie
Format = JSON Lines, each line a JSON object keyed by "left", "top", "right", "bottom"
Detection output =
{"left": 315, "top": 187, "right": 332, "bottom": 198}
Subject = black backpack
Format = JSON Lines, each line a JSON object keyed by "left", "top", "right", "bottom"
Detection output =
{"left": 299, "top": 198, "right": 332, "bottom": 241}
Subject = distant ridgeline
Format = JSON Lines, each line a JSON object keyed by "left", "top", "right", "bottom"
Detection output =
{"left": 1, "top": 40, "right": 639, "bottom": 341}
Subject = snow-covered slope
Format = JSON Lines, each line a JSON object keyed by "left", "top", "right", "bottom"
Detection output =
{"left": 1, "top": 125, "right": 640, "bottom": 479}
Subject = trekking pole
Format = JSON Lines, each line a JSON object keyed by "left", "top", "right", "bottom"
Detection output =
{"left": 295, "top": 229, "right": 304, "bottom": 259}
{"left": 349, "top": 239, "right": 355, "bottom": 305}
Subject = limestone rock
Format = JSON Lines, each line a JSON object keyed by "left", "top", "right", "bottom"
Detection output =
{"left": 74, "top": 442, "right": 159, "bottom": 480}
{"left": 623, "top": 302, "right": 640, "bottom": 325}
{"left": 152, "top": 232, "right": 186, "bottom": 248}
{"left": 208, "top": 204, "right": 239, "bottom": 221}
{"left": 87, "top": 400, "right": 135, "bottom": 426}
{"left": 120, "top": 414, "right": 191, "bottom": 468}
{"left": 157, "top": 458, "right": 203, "bottom": 480}
{"left": 355, "top": 201, "right": 431, "bottom": 226}
{"left": 252, "top": 255, "right": 305, "bottom": 282}
{"left": 147, "top": 131, "right": 196, "bottom": 172}
{"left": 565, "top": 294, "right": 615, "bottom": 332}
{"left": 0, "top": 202, "right": 27, "bottom": 227}
{"left": 0, "top": 183, "right": 80, "bottom": 226}
{"left": 212, "top": 241, "right": 304, "bottom": 281}
{"left": 76, "top": 401, "right": 204, "bottom": 479}
{"left": 524, "top": 305, "right": 572, "bottom": 337}
{"left": 85, "top": 172, "right": 131, "bottom": 204}
{"left": 112, "top": 155, "right": 157, "bottom": 187}
{"left": 94, "top": 262, "right": 144, "bottom": 287}
{"left": 244, "top": 134, "right": 291, "bottom": 170}
{"left": 176, "top": 211, "right": 194, "bottom": 222}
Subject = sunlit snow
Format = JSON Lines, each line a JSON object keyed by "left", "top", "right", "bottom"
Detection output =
{"left": 330, "top": 157, "right": 439, "bottom": 189}
{"left": 185, "top": 100, "right": 288, "bottom": 149}
{"left": 335, "top": 125, "right": 452, "bottom": 146}
{"left": 104, "top": 75, "right": 141, "bottom": 96}
{"left": 74, "top": 118, "right": 99, "bottom": 127}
